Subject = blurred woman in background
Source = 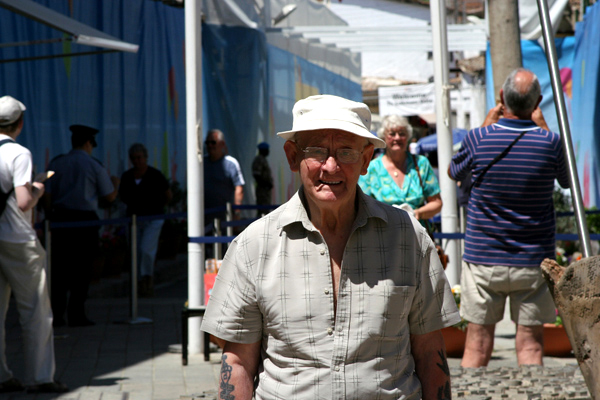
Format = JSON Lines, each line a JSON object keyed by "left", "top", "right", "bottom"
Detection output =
{"left": 359, "top": 114, "right": 442, "bottom": 220}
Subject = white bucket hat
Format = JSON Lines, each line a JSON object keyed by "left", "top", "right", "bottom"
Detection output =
{"left": 0, "top": 96, "right": 26, "bottom": 127}
{"left": 277, "top": 95, "right": 386, "bottom": 149}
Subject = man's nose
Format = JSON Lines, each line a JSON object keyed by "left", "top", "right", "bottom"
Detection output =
{"left": 321, "top": 154, "right": 339, "bottom": 172}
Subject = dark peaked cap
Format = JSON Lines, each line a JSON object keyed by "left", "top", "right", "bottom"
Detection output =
{"left": 70, "top": 124, "right": 99, "bottom": 147}
{"left": 70, "top": 124, "right": 99, "bottom": 137}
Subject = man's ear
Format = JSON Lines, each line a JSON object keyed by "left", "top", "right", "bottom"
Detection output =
{"left": 535, "top": 95, "right": 543, "bottom": 109}
{"left": 360, "top": 143, "right": 375, "bottom": 175}
{"left": 283, "top": 141, "right": 300, "bottom": 172}
{"left": 499, "top": 89, "right": 505, "bottom": 106}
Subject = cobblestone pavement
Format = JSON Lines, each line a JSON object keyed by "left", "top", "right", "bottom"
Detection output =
{"left": 181, "top": 364, "right": 590, "bottom": 400}
{"left": 451, "top": 364, "right": 590, "bottom": 399}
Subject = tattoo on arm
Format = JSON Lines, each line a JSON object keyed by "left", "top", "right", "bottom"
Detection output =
{"left": 220, "top": 354, "right": 235, "bottom": 400}
{"left": 436, "top": 349, "right": 451, "bottom": 400}
{"left": 436, "top": 349, "right": 449, "bottom": 376}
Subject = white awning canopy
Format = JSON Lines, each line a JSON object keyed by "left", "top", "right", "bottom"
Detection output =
{"left": 276, "top": 24, "right": 487, "bottom": 53}
{"left": 0, "top": 0, "right": 139, "bottom": 59}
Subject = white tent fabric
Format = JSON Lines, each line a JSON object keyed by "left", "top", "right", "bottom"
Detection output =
{"left": 328, "top": 0, "right": 432, "bottom": 82}
{"left": 519, "top": 0, "right": 569, "bottom": 40}
{"left": 202, "top": 0, "right": 346, "bottom": 28}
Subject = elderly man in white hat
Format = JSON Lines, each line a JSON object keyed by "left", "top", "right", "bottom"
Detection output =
{"left": 0, "top": 96, "right": 68, "bottom": 393}
{"left": 202, "top": 94, "right": 459, "bottom": 400}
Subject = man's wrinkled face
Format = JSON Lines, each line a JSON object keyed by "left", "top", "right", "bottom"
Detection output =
{"left": 284, "top": 129, "right": 374, "bottom": 209}
{"left": 206, "top": 132, "right": 225, "bottom": 161}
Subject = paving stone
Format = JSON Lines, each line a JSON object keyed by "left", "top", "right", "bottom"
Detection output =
{"left": 451, "top": 366, "right": 591, "bottom": 400}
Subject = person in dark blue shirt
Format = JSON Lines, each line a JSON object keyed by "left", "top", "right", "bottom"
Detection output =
{"left": 203, "top": 129, "right": 245, "bottom": 228}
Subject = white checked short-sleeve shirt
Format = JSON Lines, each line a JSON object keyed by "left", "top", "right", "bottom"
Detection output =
{"left": 0, "top": 134, "right": 36, "bottom": 243}
{"left": 201, "top": 188, "right": 460, "bottom": 400}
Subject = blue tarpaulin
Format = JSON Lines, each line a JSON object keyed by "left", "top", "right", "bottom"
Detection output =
{"left": 572, "top": 2, "right": 600, "bottom": 208}
{"left": 0, "top": 1, "right": 362, "bottom": 209}
{"left": 485, "top": 38, "right": 575, "bottom": 136}
{"left": 0, "top": 0, "right": 187, "bottom": 188}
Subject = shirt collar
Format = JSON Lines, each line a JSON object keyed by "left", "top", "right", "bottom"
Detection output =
{"left": 277, "top": 186, "right": 388, "bottom": 234}
{"left": 493, "top": 118, "right": 541, "bottom": 131}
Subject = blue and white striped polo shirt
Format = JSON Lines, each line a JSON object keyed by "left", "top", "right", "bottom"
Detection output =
{"left": 450, "top": 118, "right": 569, "bottom": 267}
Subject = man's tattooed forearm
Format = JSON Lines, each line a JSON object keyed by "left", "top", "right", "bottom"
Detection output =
{"left": 220, "top": 354, "right": 235, "bottom": 400}
{"left": 436, "top": 349, "right": 451, "bottom": 399}
{"left": 436, "top": 349, "right": 450, "bottom": 376}
{"left": 437, "top": 382, "right": 451, "bottom": 400}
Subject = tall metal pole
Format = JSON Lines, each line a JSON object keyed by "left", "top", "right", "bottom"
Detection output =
{"left": 45, "top": 220, "right": 51, "bottom": 296}
{"left": 536, "top": 0, "right": 592, "bottom": 257}
{"left": 131, "top": 215, "right": 138, "bottom": 320}
{"left": 186, "top": 0, "right": 205, "bottom": 355}
{"left": 129, "top": 215, "right": 152, "bottom": 324}
{"left": 430, "top": 0, "right": 460, "bottom": 286}
{"left": 226, "top": 202, "right": 233, "bottom": 238}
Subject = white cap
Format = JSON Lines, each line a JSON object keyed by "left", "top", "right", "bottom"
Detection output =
{"left": 0, "top": 96, "right": 26, "bottom": 126}
{"left": 277, "top": 95, "right": 386, "bottom": 149}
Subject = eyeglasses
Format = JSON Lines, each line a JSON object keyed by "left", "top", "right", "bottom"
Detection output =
{"left": 205, "top": 140, "right": 217, "bottom": 145}
{"left": 299, "top": 145, "right": 363, "bottom": 164}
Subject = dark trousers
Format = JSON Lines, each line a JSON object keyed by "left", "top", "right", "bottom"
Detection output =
{"left": 50, "top": 209, "right": 99, "bottom": 323}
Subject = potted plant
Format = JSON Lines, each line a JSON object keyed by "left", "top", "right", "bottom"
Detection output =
{"left": 543, "top": 246, "right": 575, "bottom": 357}
{"left": 441, "top": 285, "right": 468, "bottom": 357}
{"left": 543, "top": 309, "right": 572, "bottom": 357}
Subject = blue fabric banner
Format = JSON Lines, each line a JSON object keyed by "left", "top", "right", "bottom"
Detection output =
{"left": 485, "top": 38, "right": 576, "bottom": 136}
{"left": 0, "top": 1, "right": 364, "bottom": 211}
{"left": 201, "top": 24, "right": 268, "bottom": 200}
{"left": 0, "top": 1, "right": 187, "bottom": 189}
{"left": 572, "top": 2, "right": 600, "bottom": 208}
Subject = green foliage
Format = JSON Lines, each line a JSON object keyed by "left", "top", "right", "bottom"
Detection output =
{"left": 555, "top": 247, "right": 568, "bottom": 266}
{"left": 553, "top": 187, "right": 576, "bottom": 235}
{"left": 586, "top": 206, "right": 600, "bottom": 233}
{"left": 555, "top": 314, "right": 563, "bottom": 327}
{"left": 554, "top": 186, "right": 600, "bottom": 257}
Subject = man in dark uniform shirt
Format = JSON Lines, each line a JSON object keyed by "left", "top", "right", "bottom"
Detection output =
{"left": 45, "top": 125, "right": 119, "bottom": 327}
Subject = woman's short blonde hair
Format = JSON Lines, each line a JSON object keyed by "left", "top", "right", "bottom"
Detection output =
{"left": 378, "top": 114, "right": 413, "bottom": 141}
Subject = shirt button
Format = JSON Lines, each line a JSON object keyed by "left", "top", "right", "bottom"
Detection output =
{"left": 327, "top": 328, "right": 333, "bottom": 335}
{"left": 334, "top": 366, "right": 340, "bottom": 372}
{"left": 324, "top": 289, "right": 329, "bottom": 295}
{"left": 320, "top": 249, "right": 325, "bottom": 255}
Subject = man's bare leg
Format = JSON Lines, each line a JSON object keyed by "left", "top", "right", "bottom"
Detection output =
{"left": 515, "top": 324, "right": 544, "bottom": 366}
{"left": 461, "top": 323, "right": 495, "bottom": 368}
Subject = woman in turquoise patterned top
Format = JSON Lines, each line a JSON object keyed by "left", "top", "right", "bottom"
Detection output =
{"left": 359, "top": 115, "right": 442, "bottom": 220}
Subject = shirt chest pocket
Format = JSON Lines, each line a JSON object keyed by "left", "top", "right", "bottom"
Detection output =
{"left": 367, "top": 285, "right": 415, "bottom": 339}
